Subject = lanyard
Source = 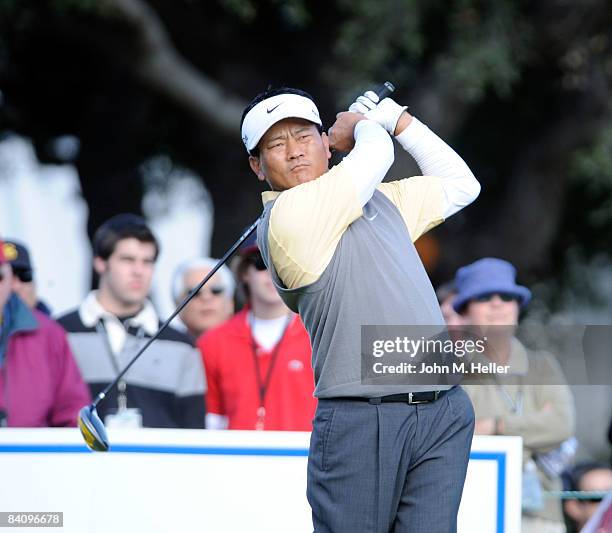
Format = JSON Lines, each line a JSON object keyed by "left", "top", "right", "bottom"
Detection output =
{"left": 494, "top": 373, "right": 524, "bottom": 415}
{"left": 497, "top": 385, "right": 523, "bottom": 415}
{"left": 96, "top": 320, "right": 145, "bottom": 411}
{"left": 249, "top": 313, "right": 293, "bottom": 430}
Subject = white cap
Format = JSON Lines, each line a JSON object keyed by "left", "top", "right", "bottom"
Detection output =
{"left": 241, "top": 93, "right": 322, "bottom": 153}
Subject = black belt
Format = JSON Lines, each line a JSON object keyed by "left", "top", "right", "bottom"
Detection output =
{"left": 340, "top": 389, "right": 450, "bottom": 405}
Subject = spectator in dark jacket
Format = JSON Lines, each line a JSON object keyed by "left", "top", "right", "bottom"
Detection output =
{"left": 58, "top": 214, "right": 206, "bottom": 429}
{"left": 0, "top": 237, "right": 90, "bottom": 427}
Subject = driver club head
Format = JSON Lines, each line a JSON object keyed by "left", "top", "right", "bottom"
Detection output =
{"left": 78, "top": 405, "right": 110, "bottom": 452}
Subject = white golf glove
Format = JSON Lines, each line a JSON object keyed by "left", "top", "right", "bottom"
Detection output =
{"left": 349, "top": 90, "right": 407, "bottom": 136}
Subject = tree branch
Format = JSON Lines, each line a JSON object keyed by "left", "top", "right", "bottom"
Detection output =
{"left": 100, "top": 0, "right": 245, "bottom": 136}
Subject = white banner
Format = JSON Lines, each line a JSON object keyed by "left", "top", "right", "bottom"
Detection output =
{"left": 0, "top": 429, "right": 521, "bottom": 533}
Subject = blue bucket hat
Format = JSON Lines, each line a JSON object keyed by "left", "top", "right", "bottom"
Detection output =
{"left": 452, "top": 258, "right": 531, "bottom": 312}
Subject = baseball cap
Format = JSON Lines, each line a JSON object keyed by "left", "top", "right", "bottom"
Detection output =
{"left": 2, "top": 240, "right": 32, "bottom": 271}
{"left": 241, "top": 93, "right": 322, "bottom": 153}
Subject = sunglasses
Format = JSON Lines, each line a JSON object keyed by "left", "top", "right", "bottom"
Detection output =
{"left": 472, "top": 292, "right": 518, "bottom": 304}
{"left": 187, "top": 285, "right": 225, "bottom": 297}
{"left": 12, "top": 268, "right": 33, "bottom": 283}
{"left": 247, "top": 254, "right": 267, "bottom": 271}
{"left": 580, "top": 496, "right": 604, "bottom": 504}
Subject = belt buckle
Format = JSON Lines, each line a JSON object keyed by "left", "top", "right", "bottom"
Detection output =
{"left": 407, "top": 391, "right": 439, "bottom": 405}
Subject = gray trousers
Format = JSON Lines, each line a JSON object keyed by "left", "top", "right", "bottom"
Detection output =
{"left": 307, "top": 386, "right": 475, "bottom": 533}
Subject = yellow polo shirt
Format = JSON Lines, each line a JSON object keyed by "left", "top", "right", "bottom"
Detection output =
{"left": 262, "top": 158, "right": 445, "bottom": 290}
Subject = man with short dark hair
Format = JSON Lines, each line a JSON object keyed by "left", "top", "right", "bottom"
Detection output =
{"left": 0, "top": 237, "right": 90, "bottom": 427}
{"left": 58, "top": 214, "right": 206, "bottom": 429}
{"left": 242, "top": 86, "right": 480, "bottom": 532}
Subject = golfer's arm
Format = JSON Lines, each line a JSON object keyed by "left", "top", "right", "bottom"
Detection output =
{"left": 268, "top": 122, "right": 393, "bottom": 290}
{"left": 379, "top": 118, "right": 480, "bottom": 241}
{"left": 344, "top": 120, "right": 395, "bottom": 206}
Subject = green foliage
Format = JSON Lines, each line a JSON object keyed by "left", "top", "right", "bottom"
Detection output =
{"left": 571, "top": 123, "right": 612, "bottom": 227}
{"left": 218, "top": 0, "right": 257, "bottom": 22}
{"left": 0, "top": 0, "right": 19, "bottom": 14}
{"left": 50, "top": 0, "right": 99, "bottom": 12}
{"left": 439, "top": 0, "right": 532, "bottom": 102}
{"left": 323, "top": 0, "right": 533, "bottom": 104}
{"left": 218, "top": 0, "right": 309, "bottom": 26}
{"left": 329, "top": 0, "right": 426, "bottom": 96}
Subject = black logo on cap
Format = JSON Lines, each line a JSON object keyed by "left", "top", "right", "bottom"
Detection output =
{"left": 267, "top": 103, "right": 282, "bottom": 114}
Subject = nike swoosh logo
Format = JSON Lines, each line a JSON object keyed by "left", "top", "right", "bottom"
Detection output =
{"left": 267, "top": 103, "right": 282, "bottom": 113}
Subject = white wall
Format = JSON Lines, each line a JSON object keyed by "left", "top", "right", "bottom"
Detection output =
{"left": 0, "top": 136, "right": 212, "bottom": 320}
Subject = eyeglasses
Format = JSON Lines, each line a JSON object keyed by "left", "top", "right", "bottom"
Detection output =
{"left": 247, "top": 254, "right": 267, "bottom": 271}
{"left": 580, "top": 496, "right": 604, "bottom": 504}
{"left": 186, "top": 285, "right": 225, "bottom": 298}
{"left": 472, "top": 292, "right": 518, "bottom": 304}
{"left": 12, "top": 268, "right": 33, "bottom": 283}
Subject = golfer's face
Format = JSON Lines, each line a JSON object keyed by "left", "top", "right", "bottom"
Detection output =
{"left": 250, "top": 118, "right": 331, "bottom": 191}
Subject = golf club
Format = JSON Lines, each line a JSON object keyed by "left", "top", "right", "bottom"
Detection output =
{"left": 78, "top": 81, "right": 396, "bottom": 452}
{"left": 375, "top": 81, "right": 395, "bottom": 101}
{"left": 78, "top": 217, "right": 260, "bottom": 451}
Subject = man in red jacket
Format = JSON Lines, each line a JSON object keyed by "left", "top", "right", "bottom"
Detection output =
{"left": 198, "top": 235, "right": 316, "bottom": 431}
{"left": 0, "top": 238, "right": 90, "bottom": 427}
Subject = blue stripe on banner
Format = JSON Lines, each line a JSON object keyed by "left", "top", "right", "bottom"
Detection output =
{"left": 470, "top": 452, "right": 507, "bottom": 533}
{"left": 0, "top": 444, "right": 309, "bottom": 456}
{"left": 0, "top": 444, "right": 506, "bottom": 531}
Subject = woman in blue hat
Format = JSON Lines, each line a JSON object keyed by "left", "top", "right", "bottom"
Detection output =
{"left": 454, "top": 258, "right": 575, "bottom": 533}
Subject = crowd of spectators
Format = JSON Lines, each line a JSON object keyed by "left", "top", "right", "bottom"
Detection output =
{"left": 1, "top": 218, "right": 610, "bottom": 532}
{"left": 0, "top": 213, "right": 315, "bottom": 432}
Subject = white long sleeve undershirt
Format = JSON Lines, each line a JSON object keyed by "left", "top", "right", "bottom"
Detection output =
{"left": 345, "top": 117, "right": 480, "bottom": 216}
{"left": 395, "top": 118, "right": 480, "bottom": 218}
{"left": 342, "top": 120, "right": 395, "bottom": 206}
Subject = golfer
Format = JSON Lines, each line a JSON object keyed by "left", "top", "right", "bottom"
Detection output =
{"left": 241, "top": 86, "right": 479, "bottom": 532}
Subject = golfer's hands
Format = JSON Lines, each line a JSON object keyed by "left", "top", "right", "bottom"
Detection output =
{"left": 328, "top": 112, "right": 365, "bottom": 152}
{"left": 349, "top": 91, "right": 409, "bottom": 136}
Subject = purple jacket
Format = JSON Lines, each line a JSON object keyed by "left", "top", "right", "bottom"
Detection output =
{"left": 0, "top": 294, "right": 91, "bottom": 427}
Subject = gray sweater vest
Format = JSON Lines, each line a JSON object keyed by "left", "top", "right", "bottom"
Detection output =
{"left": 258, "top": 189, "right": 451, "bottom": 398}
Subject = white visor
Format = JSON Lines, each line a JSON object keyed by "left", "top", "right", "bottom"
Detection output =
{"left": 241, "top": 93, "right": 322, "bottom": 153}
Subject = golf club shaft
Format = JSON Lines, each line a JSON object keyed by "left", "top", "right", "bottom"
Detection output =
{"left": 376, "top": 81, "right": 395, "bottom": 100}
{"left": 91, "top": 81, "right": 395, "bottom": 409}
{"left": 92, "top": 217, "right": 261, "bottom": 408}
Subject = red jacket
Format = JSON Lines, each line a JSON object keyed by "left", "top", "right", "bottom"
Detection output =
{"left": 198, "top": 309, "right": 316, "bottom": 431}
{"left": 0, "top": 294, "right": 91, "bottom": 427}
